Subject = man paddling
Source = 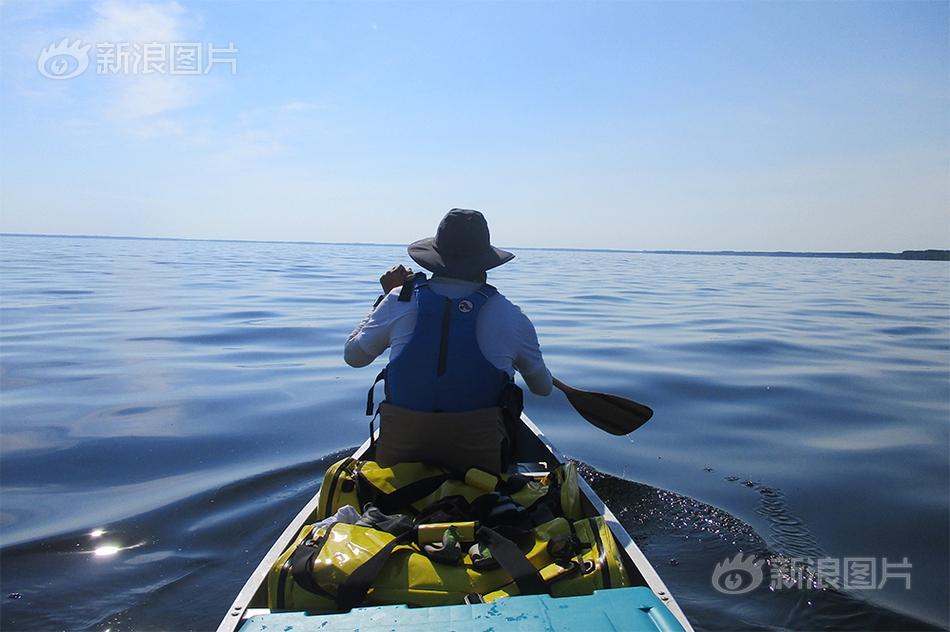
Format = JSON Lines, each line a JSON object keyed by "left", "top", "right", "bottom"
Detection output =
{"left": 344, "top": 208, "right": 552, "bottom": 472}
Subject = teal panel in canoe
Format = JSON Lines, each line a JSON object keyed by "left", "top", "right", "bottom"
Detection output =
{"left": 238, "top": 586, "right": 686, "bottom": 632}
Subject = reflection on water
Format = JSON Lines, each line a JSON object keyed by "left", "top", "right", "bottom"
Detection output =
{"left": 1, "top": 236, "right": 947, "bottom": 630}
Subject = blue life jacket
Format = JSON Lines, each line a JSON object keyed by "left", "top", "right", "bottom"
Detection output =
{"left": 384, "top": 280, "right": 510, "bottom": 413}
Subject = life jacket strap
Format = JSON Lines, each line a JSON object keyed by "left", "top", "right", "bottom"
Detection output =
{"left": 397, "top": 272, "right": 426, "bottom": 302}
{"left": 366, "top": 368, "right": 386, "bottom": 416}
{"left": 437, "top": 297, "right": 452, "bottom": 377}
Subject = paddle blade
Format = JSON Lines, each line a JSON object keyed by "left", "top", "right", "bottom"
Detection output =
{"left": 553, "top": 378, "right": 653, "bottom": 435}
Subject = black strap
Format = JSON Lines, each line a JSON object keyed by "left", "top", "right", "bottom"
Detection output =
{"left": 290, "top": 526, "right": 338, "bottom": 602}
{"left": 397, "top": 272, "right": 425, "bottom": 302}
{"left": 370, "top": 473, "right": 454, "bottom": 515}
{"left": 336, "top": 530, "right": 414, "bottom": 611}
{"left": 366, "top": 369, "right": 386, "bottom": 416}
{"left": 437, "top": 297, "right": 452, "bottom": 377}
{"left": 476, "top": 526, "right": 548, "bottom": 597}
{"left": 291, "top": 545, "right": 330, "bottom": 597}
{"left": 276, "top": 556, "right": 293, "bottom": 609}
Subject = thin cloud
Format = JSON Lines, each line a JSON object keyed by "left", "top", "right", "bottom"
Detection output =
{"left": 281, "top": 102, "right": 316, "bottom": 111}
{"left": 86, "top": 0, "right": 191, "bottom": 48}
{"left": 80, "top": 1, "right": 201, "bottom": 135}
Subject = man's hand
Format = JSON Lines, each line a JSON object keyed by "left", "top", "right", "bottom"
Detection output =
{"left": 380, "top": 265, "right": 413, "bottom": 294}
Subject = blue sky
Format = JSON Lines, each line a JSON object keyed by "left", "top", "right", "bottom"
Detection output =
{"left": 2, "top": 0, "right": 948, "bottom": 251}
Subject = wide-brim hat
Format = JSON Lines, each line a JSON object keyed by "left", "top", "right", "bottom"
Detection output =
{"left": 408, "top": 208, "right": 514, "bottom": 279}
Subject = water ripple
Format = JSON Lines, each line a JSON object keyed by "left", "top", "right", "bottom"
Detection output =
{"left": 1, "top": 237, "right": 946, "bottom": 630}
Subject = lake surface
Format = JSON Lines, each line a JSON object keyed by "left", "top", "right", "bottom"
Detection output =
{"left": 1, "top": 235, "right": 947, "bottom": 631}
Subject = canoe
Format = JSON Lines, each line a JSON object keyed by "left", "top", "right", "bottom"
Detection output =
{"left": 217, "top": 413, "right": 694, "bottom": 632}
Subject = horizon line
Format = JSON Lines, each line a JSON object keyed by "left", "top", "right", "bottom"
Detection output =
{"left": 1, "top": 232, "right": 947, "bottom": 259}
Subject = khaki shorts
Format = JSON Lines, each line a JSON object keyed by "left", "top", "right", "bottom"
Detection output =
{"left": 375, "top": 402, "right": 507, "bottom": 473}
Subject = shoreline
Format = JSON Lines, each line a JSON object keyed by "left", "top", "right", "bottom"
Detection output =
{"left": 2, "top": 234, "right": 948, "bottom": 261}
{"left": 642, "top": 249, "right": 950, "bottom": 261}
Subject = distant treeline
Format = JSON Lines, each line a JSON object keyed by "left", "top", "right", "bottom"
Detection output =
{"left": 647, "top": 250, "right": 950, "bottom": 261}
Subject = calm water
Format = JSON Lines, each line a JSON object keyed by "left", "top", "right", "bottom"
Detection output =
{"left": 1, "top": 235, "right": 947, "bottom": 631}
